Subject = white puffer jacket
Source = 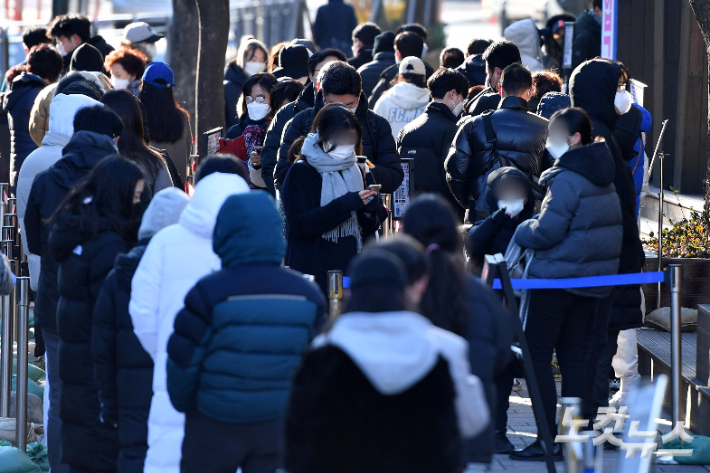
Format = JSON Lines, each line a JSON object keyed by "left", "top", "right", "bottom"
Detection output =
{"left": 504, "top": 19, "right": 544, "bottom": 73}
{"left": 374, "top": 82, "right": 430, "bottom": 139}
{"left": 129, "top": 172, "right": 250, "bottom": 473}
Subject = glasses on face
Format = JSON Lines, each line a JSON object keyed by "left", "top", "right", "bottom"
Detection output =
{"left": 245, "top": 95, "right": 268, "bottom": 104}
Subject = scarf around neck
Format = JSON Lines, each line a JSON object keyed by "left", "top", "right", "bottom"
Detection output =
{"left": 302, "top": 132, "right": 364, "bottom": 250}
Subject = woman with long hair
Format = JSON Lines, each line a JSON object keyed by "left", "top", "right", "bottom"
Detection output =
{"left": 281, "top": 103, "right": 381, "bottom": 293}
{"left": 224, "top": 36, "right": 270, "bottom": 128}
{"left": 102, "top": 89, "right": 173, "bottom": 196}
{"left": 139, "top": 61, "right": 192, "bottom": 183}
{"left": 48, "top": 156, "right": 145, "bottom": 472}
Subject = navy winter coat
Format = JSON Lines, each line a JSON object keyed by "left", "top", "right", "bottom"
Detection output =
{"left": 49, "top": 214, "right": 134, "bottom": 470}
{"left": 312, "top": 0, "right": 358, "bottom": 54}
{"left": 2, "top": 73, "right": 46, "bottom": 186}
{"left": 25, "top": 131, "right": 118, "bottom": 335}
{"left": 358, "top": 52, "right": 396, "bottom": 99}
{"left": 167, "top": 192, "right": 326, "bottom": 424}
{"left": 92, "top": 243, "right": 153, "bottom": 473}
{"left": 515, "top": 142, "right": 623, "bottom": 298}
{"left": 457, "top": 54, "right": 487, "bottom": 89}
{"left": 224, "top": 63, "right": 248, "bottom": 129}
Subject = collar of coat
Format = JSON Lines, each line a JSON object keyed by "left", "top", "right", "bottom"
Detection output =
{"left": 498, "top": 96, "right": 530, "bottom": 111}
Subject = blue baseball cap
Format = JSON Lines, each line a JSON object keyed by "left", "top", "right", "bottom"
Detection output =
{"left": 142, "top": 61, "right": 175, "bottom": 88}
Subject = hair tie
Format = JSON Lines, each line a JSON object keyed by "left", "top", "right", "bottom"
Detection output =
{"left": 426, "top": 243, "right": 439, "bottom": 253}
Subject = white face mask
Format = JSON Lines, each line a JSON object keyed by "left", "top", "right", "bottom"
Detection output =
{"left": 349, "top": 105, "right": 358, "bottom": 114}
{"left": 498, "top": 198, "right": 526, "bottom": 218}
{"left": 546, "top": 137, "right": 569, "bottom": 159}
{"left": 247, "top": 102, "right": 271, "bottom": 121}
{"left": 244, "top": 61, "right": 266, "bottom": 76}
{"left": 421, "top": 43, "right": 429, "bottom": 57}
{"left": 144, "top": 43, "right": 157, "bottom": 60}
{"left": 326, "top": 143, "right": 355, "bottom": 160}
{"left": 614, "top": 90, "right": 633, "bottom": 115}
{"left": 451, "top": 93, "right": 464, "bottom": 116}
{"left": 112, "top": 77, "right": 130, "bottom": 90}
{"left": 57, "top": 43, "right": 66, "bottom": 56}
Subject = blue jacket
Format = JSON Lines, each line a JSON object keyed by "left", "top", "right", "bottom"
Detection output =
{"left": 312, "top": 0, "right": 358, "bottom": 54}
{"left": 166, "top": 192, "right": 326, "bottom": 424}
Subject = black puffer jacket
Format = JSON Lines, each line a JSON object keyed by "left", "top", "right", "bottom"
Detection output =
{"left": 397, "top": 102, "right": 459, "bottom": 210}
{"left": 464, "top": 87, "right": 501, "bottom": 117}
{"left": 571, "top": 11, "right": 601, "bottom": 71}
{"left": 358, "top": 51, "right": 396, "bottom": 99}
{"left": 49, "top": 214, "right": 133, "bottom": 470}
{"left": 614, "top": 104, "right": 643, "bottom": 162}
{"left": 515, "top": 141, "right": 623, "bottom": 298}
{"left": 369, "top": 61, "right": 435, "bottom": 109}
{"left": 92, "top": 244, "right": 153, "bottom": 473}
{"left": 261, "top": 83, "right": 316, "bottom": 195}
{"left": 2, "top": 73, "right": 45, "bottom": 186}
{"left": 457, "top": 54, "right": 487, "bottom": 88}
{"left": 24, "top": 131, "right": 118, "bottom": 335}
{"left": 445, "top": 96, "right": 551, "bottom": 223}
{"left": 86, "top": 35, "right": 115, "bottom": 61}
{"left": 224, "top": 63, "right": 248, "bottom": 129}
{"left": 570, "top": 59, "right": 645, "bottom": 329}
{"left": 348, "top": 49, "right": 373, "bottom": 70}
{"left": 278, "top": 90, "right": 403, "bottom": 193}
{"left": 465, "top": 167, "right": 535, "bottom": 268}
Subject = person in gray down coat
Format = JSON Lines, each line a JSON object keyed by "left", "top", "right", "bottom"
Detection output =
{"left": 510, "top": 107, "right": 622, "bottom": 462}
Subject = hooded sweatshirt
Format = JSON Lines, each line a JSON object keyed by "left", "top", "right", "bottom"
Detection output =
{"left": 503, "top": 19, "right": 544, "bottom": 73}
{"left": 17, "top": 94, "right": 102, "bottom": 290}
{"left": 374, "top": 82, "right": 431, "bottom": 139}
{"left": 129, "top": 172, "right": 249, "bottom": 473}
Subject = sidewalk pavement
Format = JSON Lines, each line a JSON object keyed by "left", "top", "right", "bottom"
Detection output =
{"left": 465, "top": 380, "right": 710, "bottom": 472}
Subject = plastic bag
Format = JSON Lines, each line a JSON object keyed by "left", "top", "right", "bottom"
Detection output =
{"left": 25, "top": 443, "right": 48, "bottom": 471}
{"left": 0, "top": 446, "right": 40, "bottom": 472}
{"left": 663, "top": 436, "right": 710, "bottom": 465}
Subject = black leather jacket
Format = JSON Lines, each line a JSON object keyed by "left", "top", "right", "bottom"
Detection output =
{"left": 445, "top": 96, "right": 552, "bottom": 222}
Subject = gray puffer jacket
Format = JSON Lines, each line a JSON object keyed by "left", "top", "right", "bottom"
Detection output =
{"left": 514, "top": 141, "right": 623, "bottom": 298}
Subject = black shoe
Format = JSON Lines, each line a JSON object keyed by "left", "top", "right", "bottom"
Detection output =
{"left": 494, "top": 430, "right": 514, "bottom": 454}
{"left": 509, "top": 438, "right": 563, "bottom": 462}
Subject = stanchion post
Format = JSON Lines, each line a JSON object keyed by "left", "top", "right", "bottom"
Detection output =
{"left": 0, "top": 240, "right": 12, "bottom": 418}
{"left": 559, "top": 397, "right": 581, "bottom": 473}
{"left": 15, "top": 277, "right": 29, "bottom": 451}
{"left": 327, "top": 270, "right": 343, "bottom": 319}
{"left": 668, "top": 264, "right": 683, "bottom": 427}
{"left": 657, "top": 152, "right": 665, "bottom": 309}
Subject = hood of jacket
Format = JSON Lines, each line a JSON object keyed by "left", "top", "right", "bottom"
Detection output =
{"left": 213, "top": 192, "right": 285, "bottom": 267}
{"left": 69, "top": 43, "right": 104, "bottom": 73}
{"left": 224, "top": 62, "right": 247, "bottom": 87}
{"left": 383, "top": 82, "right": 430, "bottom": 109}
{"left": 138, "top": 187, "right": 190, "bottom": 240}
{"left": 47, "top": 131, "right": 118, "bottom": 190}
{"left": 56, "top": 71, "right": 107, "bottom": 95}
{"left": 40, "top": 131, "right": 71, "bottom": 148}
{"left": 114, "top": 244, "right": 147, "bottom": 288}
{"left": 316, "top": 311, "right": 440, "bottom": 395}
{"left": 3, "top": 73, "right": 45, "bottom": 111}
{"left": 541, "top": 141, "right": 616, "bottom": 187}
{"left": 504, "top": 19, "right": 542, "bottom": 59}
{"left": 570, "top": 59, "right": 620, "bottom": 130}
{"left": 373, "top": 51, "right": 395, "bottom": 62}
{"left": 457, "top": 54, "right": 486, "bottom": 87}
{"left": 49, "top": 93, "right": 103, "bottom": 136}
{"left": 485, "top": 166, "right": 536, "bottom": 216}
{"left": 536, "top": 91, "right": 571, "bottom": 119}
{"left": 178, "top": 172, "right": 250, "bottom": 239}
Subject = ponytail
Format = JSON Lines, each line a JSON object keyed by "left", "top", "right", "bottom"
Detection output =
{"left": 420, "top": 245, "right": 468, "bottom": 336}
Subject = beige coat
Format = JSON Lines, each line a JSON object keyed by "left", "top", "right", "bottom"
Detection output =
{"left": 149, "top": 112, "right": 192, "bottom": 183}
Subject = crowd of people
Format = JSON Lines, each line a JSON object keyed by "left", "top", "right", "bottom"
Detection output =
{"left": 0, "top": 1, "right": 655, "bottom": 471}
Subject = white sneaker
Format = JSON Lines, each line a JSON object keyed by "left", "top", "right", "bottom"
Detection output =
{"left": 608, "top": 390, "right": 631, "bottom": 409}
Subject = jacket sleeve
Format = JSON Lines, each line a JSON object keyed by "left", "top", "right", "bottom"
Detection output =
{"left": 515, "top": 177, "right": 578, "bottom": 250}
{"left": 261, "top": 107, "right": 290, "bottom": 195}
{"left": 153, "top": 165, "right": 174, "bottom": 194}
{"left": 248, "top": 159, "right": 267, "bottom": 188}
{"left": 89, "top": 239, "right": 127, "bottom": 305}
{"left": 368, "top": 116, "right": 403, "bottom": 194}
{"left": 282, "top": 165, "right": 365, "bottom": 238}
{"left": 276, "top": 115, "right": 304, "bottom": 190}
{"left": 440, "top": 123, "right": 458, "bottom": 193}
{"left": 465, "top": 216, "right": 505, "bottom": 264}
{"left": 444, "top": 120, "right": 475, "bottom": 209}
{"left": 24, "top": 176, "right": 43, "bottom": 255}
{"left": 29, "top": 87, "right": 50, "bottom": 147}
{"left": 129, "top": 238, "right": 163, "bottom": 359}
{"left": 166, "top": 283, "right": 212, "bottom": 413}
{"left": 312, "top": 7, "right": 325, "bottom": 46}
{"left": 91, "top": 277, "right": 119, "bottom": 425}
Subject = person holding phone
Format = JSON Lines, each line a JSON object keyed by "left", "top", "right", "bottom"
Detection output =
{"left": 282, "top": 104, "right": 383, "bottom": 293}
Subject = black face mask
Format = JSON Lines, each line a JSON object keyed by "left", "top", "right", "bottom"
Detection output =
{"left": 134, "top": 199, "right": 148, "bottom": 219}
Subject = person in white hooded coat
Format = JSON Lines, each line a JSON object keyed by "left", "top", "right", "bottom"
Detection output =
{"left": 129, "top": 169, "right": 250, "bottom": 473}
{"left": 374, "top": 57, "right": 431, "bottom": 139}
{"left": 503, "top": 19, "right": 544, "bottom": 73}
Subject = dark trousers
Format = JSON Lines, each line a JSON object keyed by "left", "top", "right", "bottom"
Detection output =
{"left": 181, "top": 411, "right": 282, "bottom": 473}
{"left": 581, "top": 292, "right": 614, "bottom": 420}
{"left": 494, "top": 361, "right": 517, "bottom": 432}
{"left": 525, "top": 289, "right": 595, "bottom": 435}
{"left": 594, "top": 329, "right": 620, "bottom": 410}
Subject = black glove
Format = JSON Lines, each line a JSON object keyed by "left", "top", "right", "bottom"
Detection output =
{"left": 491, "top": 207, "right": 511, "bottom": 224}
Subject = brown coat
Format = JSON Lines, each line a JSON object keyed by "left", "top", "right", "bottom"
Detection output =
{"left": 149, "top": 111, "right": 192, "bottom": 182}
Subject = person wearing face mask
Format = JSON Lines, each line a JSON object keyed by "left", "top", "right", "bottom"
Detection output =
{"left": 225, "top": 73, "right": 278, "bottom": 189}
{"left": 277, "top": 61, "right": 403, "bottom": 195}
{"left": 104, "top": 47, "right": 148, "bottom": 96}
{"left": 464, "top": 40, "right": 521, "bottom": 117}
{"left": 465, "top": 167, "right": 534, "bottom": 272}
{"left": 397, "top": 68, "right": 469, "bottom": 220}
{"left": 121, "top": 22, "right": 165, "bottom": 63}
{"left": 224, "top": 37, "right": 270, "bottom": 129}
{"left": 570, "top": 58, "right": 645, "bottom": 424}
{"left": 282, "top": 104, "right": 383, "bottom": 293}
{"left": 445, "top": 63, "right": 552, "bottom": 226}
{"left": 373, "top": 57, "right": 430, "bottom": 139}
{"left": 48, "top": 14, "right": 114, "bottom": 74}
{"left": 510, "top": 107, "right": 622, "bottom": 461}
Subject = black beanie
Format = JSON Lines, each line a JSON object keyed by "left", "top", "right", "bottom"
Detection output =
{"left": 347, "top": 250, "right": 408, "bottom": 291}
{"left": 69, "top": 43, "right": 104, "bottom": 73}
{"left": 373, "top": 32, "right": 395, "bottom": 55}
